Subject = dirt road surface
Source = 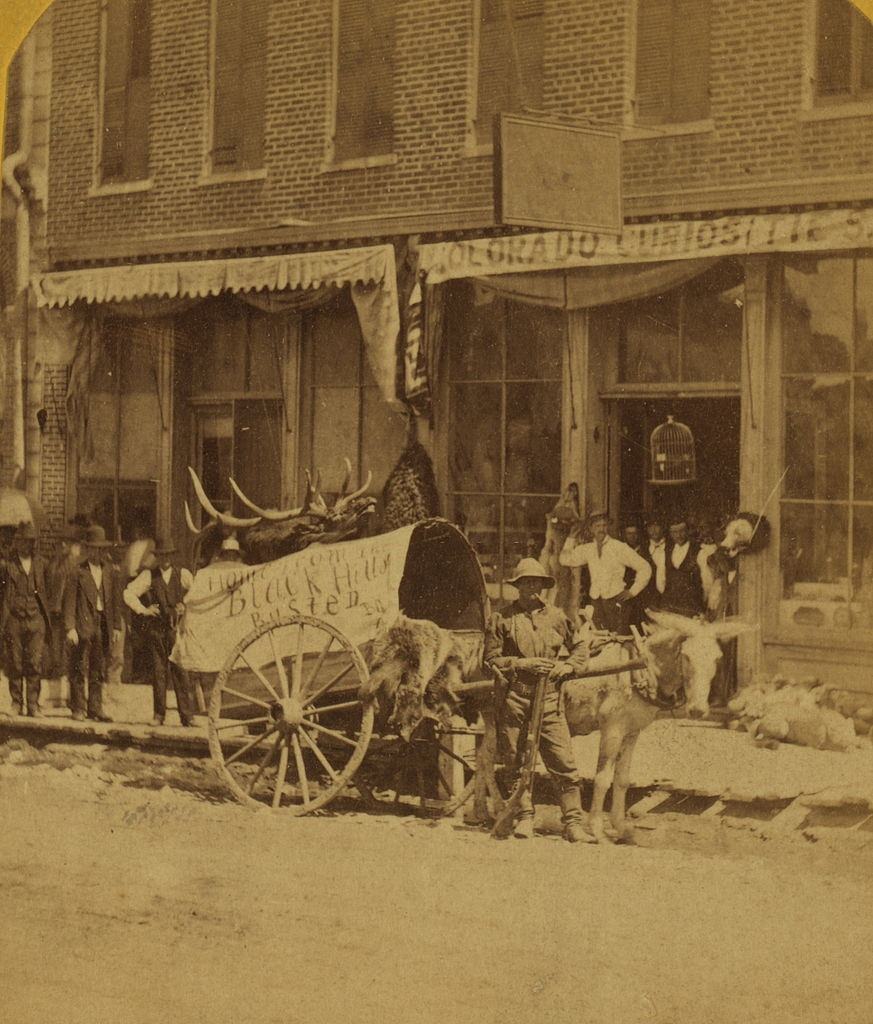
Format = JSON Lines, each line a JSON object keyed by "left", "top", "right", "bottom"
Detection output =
{"left": 1, "top": 744, "right": 872, "bottom": 1024}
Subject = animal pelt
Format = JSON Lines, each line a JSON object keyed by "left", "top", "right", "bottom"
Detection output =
{"left": 539, "top": 483, "right": 582, "bottom": 627}
{"left": 359, "top": 616, "right": 464, "bottom": 740}
{"left": 381, "top": 417, "right": 440, "bottom": 531}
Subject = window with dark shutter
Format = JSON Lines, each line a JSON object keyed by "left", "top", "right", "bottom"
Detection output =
{"left": 634, "top": 0, "right": 710, "bottom": 125}
{"left": 212, "top": 0, "right": 267, "bottom": 172}
{"left": 334, "top": 0, "right": 395, "bottom": 161}
{"left": 475, "top": 0, "right": 544, "bottom": 145}
{"left": 815, "top": 0, "right": 873, "bottom": 103}
{"left": 100, "top": 0, "right": 151, "bottom": 182}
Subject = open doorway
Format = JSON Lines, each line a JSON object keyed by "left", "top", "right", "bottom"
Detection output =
{"left": 616, "top": 397, "right": 740, "bottom": 539}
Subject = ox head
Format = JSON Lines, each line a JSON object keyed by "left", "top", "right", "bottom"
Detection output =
{"left": 645, "top": 609, "right": 757, "bottom": 717}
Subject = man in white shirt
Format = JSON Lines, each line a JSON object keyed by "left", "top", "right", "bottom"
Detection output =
{"left": 663, "top": 515, "right": 708, "bottom": 617}
{"left": 124, "top": 539, "right": 195, "bottom": 727}
{"left": 559, "top": 511, "right": 651, "bottom": 634}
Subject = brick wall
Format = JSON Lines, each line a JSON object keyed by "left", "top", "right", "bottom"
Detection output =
{"left": 46, "top": 0, "right": 873, "bottom": 261}
{"left": 39, "top": 362, "right": 68, "bottom": 543}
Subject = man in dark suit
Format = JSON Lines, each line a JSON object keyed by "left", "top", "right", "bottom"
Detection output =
{"left": 63, "top": 524, "right": 123, "bottom": 722}
{"left": 45, "top": 521, "right": 84, "bottom": 681}
{"left": 663, "top": 514, "right": 705, "bottom": 617}
{"left": 621, "top": 520, "right": 647, "bottom": 629}
{"left": 0, "top": 522, "right": 50, "bottom": 717}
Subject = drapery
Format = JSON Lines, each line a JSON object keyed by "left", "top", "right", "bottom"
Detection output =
{"left": 33, "top": 244, "right": 401, "bottom": 405}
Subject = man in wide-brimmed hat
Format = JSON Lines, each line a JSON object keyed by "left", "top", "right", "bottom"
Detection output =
{"left": 0, "top": 522, "right": 50, "bottom": 717}
{"left": 63, "top": 525, "right": 123, "bottom": 722}
{"left": 45, "top": 519, "right": 86, "bottom": 682}
{"left": 124, "top": 537, "right": 195, "bottom": 727}
{"left": 559, "top": 510, "right": 651, "bottom": 634}
{"left": 484, "top": 557, "right": 591, "bottom": 843}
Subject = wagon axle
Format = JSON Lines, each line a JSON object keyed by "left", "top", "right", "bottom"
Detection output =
{"left": 270, "top": 698, "right": 306, "bottom": 731}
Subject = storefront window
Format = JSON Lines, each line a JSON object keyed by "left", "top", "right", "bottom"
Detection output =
{"left": 597, "top": 260, "right": 743, "bottom": 385}
{"left": 780, "top": 255, "right": 873, "bottom": 634}
{"left": 445, "top": 282, "right": 563, "bottom": 597}
{"left": 300, "top": 291, "right": 405, "bottom": 502}
{"left": 77, "top": 320, "right": 161, "bottom": 541}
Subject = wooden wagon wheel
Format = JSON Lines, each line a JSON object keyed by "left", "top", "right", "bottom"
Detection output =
{"left": 208, "top": 613, "right": 374, "bottom": 813}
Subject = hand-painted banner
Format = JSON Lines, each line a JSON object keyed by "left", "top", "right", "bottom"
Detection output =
{"left": 171, "top": 526, "right": 417, "bottom": 672}
{"left": 418, "top": 207, "right": 873, "bottom": 284}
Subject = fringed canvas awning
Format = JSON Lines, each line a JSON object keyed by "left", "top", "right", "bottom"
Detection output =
{"left": 32, "top": 244, "right": 401, "bottom": 404}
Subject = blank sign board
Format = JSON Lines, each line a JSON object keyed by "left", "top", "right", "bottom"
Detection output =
{"left": 494, "top": 114, "right": 622, "bottom": 234}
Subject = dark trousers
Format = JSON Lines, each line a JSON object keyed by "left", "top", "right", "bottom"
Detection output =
{"left": 6, "top": 615, "right": 45, "bottom": 713}
{"left": 593, "top": 596, "right": 632, "bottom": 635}
{"left": 498, "top": 688, "right": 578, "bottom": 815}
{"left": 148, "top": 625, "right": 194, "bottom": 723}
{"left": 69, "top": 616, "right": 109, "bottom": 717}
{"left": 47, "top": 611, "right": 68, "bottom": 680}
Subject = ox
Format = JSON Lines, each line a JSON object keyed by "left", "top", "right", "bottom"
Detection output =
{"left": 563, "top": 609, "right": 755, "bottom": 843}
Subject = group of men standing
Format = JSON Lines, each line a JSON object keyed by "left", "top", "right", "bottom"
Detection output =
{"left": 0, "top": 520, "right": 194, "bottom": 726}
{"left": 559, "top": 510, "right": 711, "bottom": 634}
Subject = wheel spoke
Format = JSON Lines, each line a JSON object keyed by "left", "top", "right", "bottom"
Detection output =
{"left": 272, "top": 741, "right": 290, "bottom": 808}
{"left": 436, "top": 764, "right": 453, "bottom": 799}
{"left": 236, "top": 651, "right": 281, "bottom": 702}
{"left": 303, "top": 700, "right": 361, "bottom": 716}
{"left": 268, "top": 629, "right": 290, "bottom": 698}
{"left": 306, "top": 718, "right": 360, "bottom": 749}
{"left": 291, "top": 732, "right": 310, "bottom": 808}
{"left": 248, "top": 732, "right": 282, "bottom": 795}
{"left": 221, "top": 685, "right": 272, "bottom": 711}
{"left": 292, "top": 621, "right": 304, "bottom": 699}
{"left": 224, "top": 723, "right": 278, "bottom": 766}
{"left": 302, "top": 633, "right": 334, "bottom": 700}
{"left": 304, "top": 659, "right": 355, "bottom": 705}
{"left": 215, "top": 715, "right": 272, "bottom": 731}
{"left": 299, "top": 725, "right": 340, "bottom": 782}
{"left": 435, "top": 743, "right": 474, "bottom": 770}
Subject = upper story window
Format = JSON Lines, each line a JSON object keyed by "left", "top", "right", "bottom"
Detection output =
{"left": 474, "top": 0, "right": 544, "bottom": 146}
{"left": 814, "top": 0, "right": 873, "bottom": 104}
{"left": 634, "top": 0, "right": 711, "bottom": 125}
{"left": 333, "top": 0, "right": 395, "bottom": 162}
{"left": 100, "top": 0, "right": 151, "bottom": 183}
{"left": 211, "top": 0, "right": 268, "bottom": 173}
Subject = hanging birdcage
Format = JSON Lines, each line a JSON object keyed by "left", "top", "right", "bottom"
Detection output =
{"left": 649, "top": 415, "right": 696, "bottom": 485}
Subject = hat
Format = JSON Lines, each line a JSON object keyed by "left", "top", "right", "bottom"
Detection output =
{"left": 587, "top": 509, "right": 609, "bottom": 524}
{"left": 15, "top": 521, "right": 37, "bottom": 541}
{"left": 220, "top": 536, "right": 241, "bottom": 553}
{"left": 504, "top": 557, "right": 555, "bottom": 589}
{"left": 154, "top": 537, "right": 177, "bottom": 555}
{"left": 82, "top": 524, "right": 114, "bottom": 547}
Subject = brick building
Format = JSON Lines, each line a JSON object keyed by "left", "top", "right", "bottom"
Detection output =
{"left": 4, "top": 0, "right": 873, "bottom": 691}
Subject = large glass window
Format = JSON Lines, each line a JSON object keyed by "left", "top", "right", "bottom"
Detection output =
{"left": 780, "top": 255, "right": 873, "bottom": 634}
{"left": 77, "top": 320, "right": 161, "bottom": 540}
{"left": 445, "top": 283, "right": 563, "bottom": 596}
{"left": 590, "top": 260, "right": 743, "bottom": 386}
{"left": 300, "top": 291, "right": 405, "bottom": 503}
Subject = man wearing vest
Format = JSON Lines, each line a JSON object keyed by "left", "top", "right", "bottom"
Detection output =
{"left": 559, "top": 511, "right": 651, "bottom": 634}
{"left": 0, "top": 522, "right": 50, "bottom": 717}
{"left": 64, "top": 524, "right": 123, "bottom": 722}
{"left": 662, "top": 515, "right": 707, "bottom": 618}
{"left": 123, "top": 539, "right": 195, "bottom": 727}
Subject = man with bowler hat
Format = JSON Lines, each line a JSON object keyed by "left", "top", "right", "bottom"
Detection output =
{"left": 64, "top": 524, "right": 123, "bottom": 722}
{"left": 123, "top": 538, "right": 195, "bottom": 727}
{"left": 0, "top": 522, "right": 50, "bottom": 717}
{"left": 485, "top": 557, "right": 591, "bottom": 843}
{"left": 559, "top": 511, "right": 651, "bottom": 634}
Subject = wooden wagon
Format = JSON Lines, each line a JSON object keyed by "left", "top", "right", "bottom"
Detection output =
{"left": 173, "top": 518, "right": 492, "bottom": 814}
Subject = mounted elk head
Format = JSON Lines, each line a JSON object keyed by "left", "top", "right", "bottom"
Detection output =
{"left": 185, "top": 461, "right": 375, "bottom": 566}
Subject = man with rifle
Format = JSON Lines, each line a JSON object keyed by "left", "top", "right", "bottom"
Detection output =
{"left": 485, "top": 558, "right": 591, "bottom": 843}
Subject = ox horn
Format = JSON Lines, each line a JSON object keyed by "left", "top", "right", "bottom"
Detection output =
{"left": 228, "top": 477, "right": 302, "bottom": 521}
{"left": 339, "top": 457, "right": 353, "bottom": 497}
{"left": 184, "top": 500, "right": 206, "bottom": 535}
{"left": 645, "top": 608, "right": 706, "bottom": 638}
{"left": 188, "top": 466, "right": 261, "bottom": 528}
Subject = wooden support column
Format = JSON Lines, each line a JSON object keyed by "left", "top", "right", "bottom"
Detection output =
{"left": 738, "top": 256, "right": 771, "bottom": 680}
{"left": 563, "top": 308, "right": 587, "bottom": 492}
{"left": 157, "top": 320, "right": 174, "bottom": 541}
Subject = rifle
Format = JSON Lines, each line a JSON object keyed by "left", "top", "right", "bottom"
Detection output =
{"left": 491, "top": 670, "right": 549, "bottom": 839}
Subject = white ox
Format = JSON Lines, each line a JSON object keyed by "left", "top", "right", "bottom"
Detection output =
{"left": 563, "top": 610, "right": 755, "bottom": 843}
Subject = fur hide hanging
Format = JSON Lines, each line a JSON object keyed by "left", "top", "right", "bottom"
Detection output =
{"left": 381, "top": 417, "right": 441, "bottom": 531}
{"left": 359, "top": 616, "right": 464, "bottom": 740}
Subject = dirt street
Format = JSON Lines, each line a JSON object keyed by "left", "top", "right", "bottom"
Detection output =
{"left": 1, "top": 744, "right": 872, "bottom": 1024}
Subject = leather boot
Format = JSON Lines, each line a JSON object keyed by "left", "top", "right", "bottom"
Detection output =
{"left": 560, "top": 787, "right": 594, "bottom": 844}
{"left": 513, "top": 814, "right": 535, "bottom": 839}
